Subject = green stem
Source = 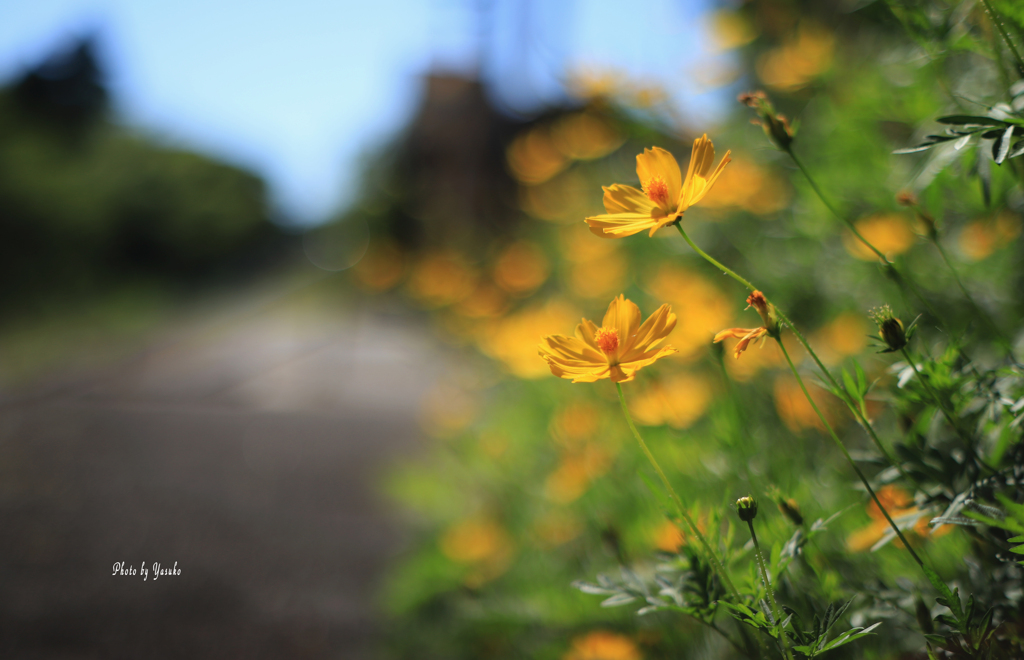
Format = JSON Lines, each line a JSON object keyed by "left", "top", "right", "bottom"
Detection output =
{"left": 786, "top": 150, "right": 890, "bottom": 262}
{"left": 615, "top": 382, "right": 740, "bottom": 599}
{"left": 981, "top": 0, "right": 1024, "bottom": 75}
{"left": 748, "top": 519, "right": 793, "bottom": 660}
{"left": 931, "top": 237, "right": 1013, "bottom": 353}
{"left": 785, "top": 150, "right": 947, "bottom": 326}
{"left": 674, "top": 223, "right": 915, "bottom": 487}
{"left": 776, "top": 338, "right": 928, "bottom": 571}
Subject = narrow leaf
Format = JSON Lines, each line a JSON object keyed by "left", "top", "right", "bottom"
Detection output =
{"left": 994, "top": 125, "right": 1014, "bottom": 164}
{"left": 937, "top": 115, "right": 1008, "bottom": 126}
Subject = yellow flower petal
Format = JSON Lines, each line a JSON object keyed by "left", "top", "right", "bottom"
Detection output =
{"left": 680, "top": 134, "right": 732, "bottom": 210}
{"left": 621, "top": 304, "right": 676, "bottom": 362}
{"left": 636, "top": 147, "right": 682, "bottom": 210}
{"left": 602, "top": 184, "right": 656, "bottom": 214}
{"left": 585, "top": 212, "right": 662, "bottom": 238}
{"left": 601, "top": 295, "right": 642, "bottom": 355}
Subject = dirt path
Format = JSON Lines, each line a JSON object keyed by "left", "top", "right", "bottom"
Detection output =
{"left": 0, "top": 280, "right": 446, "bottom": 658}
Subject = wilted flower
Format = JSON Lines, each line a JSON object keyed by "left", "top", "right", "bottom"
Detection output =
{"left": 713, "top": 326, "right": 769, "bottom": 359}
{"left": 585, "top": 136, "right": 731, "bottom": 238}
{"left": 713, "top": 291, "right": 779, "bottom": 358}
{"left": 539, "top": 295, "right": 677, "bottom": 383}
{"left": 739, "top": 90, "right": 795, "bottom": 150}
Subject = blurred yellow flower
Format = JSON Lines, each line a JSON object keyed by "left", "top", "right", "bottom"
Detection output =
{"left": 773, "top": 375, "right": 840, "bottom": 432}
{"left": 453, "top": 283, "right": 509, "bottom": 319}
{"left": 478, "top": 299, "right": 579, "bottom": 378}
{"left": 653, "top": 520, "right": 685, "bottom": 552}
{"left": 708, "top": 10, "right": 757, "bottom": 50}
{"left": 494, "top": 240, "right": 550, "bottom": 296}
{"left": 958, "top": 210, "right": 1022, "bottom": 261}
{"left": 569, "top": 254, "right": 628, "bottom": 300}
{"left": 644, "top": 265, "right": 732, "bottom": 360}
{"left": 539, "top": 295, "right": 677, "bottom": 383}
{"left": 843, "top": 213, "right": 916, "bottom": 261}
{"left": 846, "top": 485, "right": 952, "bottom": 552}
{"left": 507, "top": 125, "right": 568, "bottom": 185}
{"left": 550, "top": 401, "right": 602, "bottom": 448}
{"left": 520, "top": 170, "right": 591, "bottom": 224}
{"left": 564, "top": 631, "right": 642, "bottom": 660}
{"left": 757, "top": 22, "right": 834, "bottom": 91}
{"left": 698, "top": 158, "right": 791, "bottom": 215}
{"left": 586, "top": 136, "right": 731, "bottom": 238}
{"left": 631, "top": 374, "right": 713, "bottom": 429}
{"left": 544, "top": 446, "right": 613, "bottom": 504}
{"left": 440, "top": 516, "right": 514, "bottom": 587}
{"left": 406, "top": 251, "right": 477, "bottom": 307}
{"left": 560, "top": 223, "right": 620, "bottom": 263}
{"left": 552, "top": 111, "right": 625, "bottom": 160}
{"left": 652, "top": 513, "right": 708, "bottom": 552}
{"left": 813, "top": 312, "right": 867, "bottom": 365}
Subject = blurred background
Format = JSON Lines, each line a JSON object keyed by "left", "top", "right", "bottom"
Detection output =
{"left": 3, "top": 0, "right": 1022, "bottom": 658}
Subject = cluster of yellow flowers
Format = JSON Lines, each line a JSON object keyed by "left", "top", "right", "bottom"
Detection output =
{"left": 538, "top": 136, "right": 752, "bottom": 382}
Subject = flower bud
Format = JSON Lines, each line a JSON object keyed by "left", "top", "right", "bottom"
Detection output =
{"left": 869, "top": 305, "right": 908, "bottom": 353}
{"left": 736, "top": 496, "right": 758, "bottom": 522}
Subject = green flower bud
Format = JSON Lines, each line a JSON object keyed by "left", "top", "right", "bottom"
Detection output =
{"left": 736, "top": 496, "right": 758, "bottom": 522}
{"left": 869, "top": 305, "right": 908, "bottom": 353}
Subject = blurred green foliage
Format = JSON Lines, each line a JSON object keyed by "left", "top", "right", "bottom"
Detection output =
{"left": 0, "top": 38, "right": 280, "bottom": 317}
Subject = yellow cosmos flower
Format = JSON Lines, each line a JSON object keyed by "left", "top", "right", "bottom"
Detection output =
{"left": 538, "top": 295, "right": 677, "bottom": 383}
{"left": 586, "top": 135, "right": 731, "bottom": 238}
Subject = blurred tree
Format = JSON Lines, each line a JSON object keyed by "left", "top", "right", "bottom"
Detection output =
{"left": 0, "top": 36, "right": 282, "bottom": 315}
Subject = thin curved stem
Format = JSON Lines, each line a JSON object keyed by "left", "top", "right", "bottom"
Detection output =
{"left": 931, "top": 237, "right": 1014, "bottom": 353}
{"left": 785, "top": 150, "right": 947, "bottom": 326}
{"left": 748, "top": 519, "right": 793, "bottom": 660}
{"left": 786, "top": 150, "right": 888, "bottom": 262}
{"left": 776, "top": 338, "right": 928, "bottom": 572}
{"left": 980, "top": 0, "right": 1024, "bottom": 75}
{"left": 674, "top": 223, "right": 916, "bottom": 487}
{"left": 615, "top": 382, "right": 740, "bottom": 599}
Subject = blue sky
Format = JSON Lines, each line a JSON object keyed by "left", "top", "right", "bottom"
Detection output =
{"left": 0, "top": 0, "right": 725, "bottom": 225}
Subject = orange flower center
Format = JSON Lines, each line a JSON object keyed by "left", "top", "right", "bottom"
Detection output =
{"left": 595, "top": 328, "right": 619, "bottom": 353}
{"left": 643, "top": 176, "right": 669, "bottom": 206}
